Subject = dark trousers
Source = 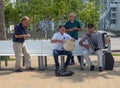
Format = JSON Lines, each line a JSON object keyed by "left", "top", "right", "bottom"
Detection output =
{"left": 70, "top": 56, "right": 82, "bottom": 64}
{"left": 53, "top": 50, "right": 72, "bottom": 69}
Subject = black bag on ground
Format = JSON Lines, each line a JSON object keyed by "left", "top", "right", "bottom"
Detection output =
{"left": 55, "top": 69, "right": 74, "bottom": 76}
{"left": 104, "top": 52, "right": 114, "bottom": 70}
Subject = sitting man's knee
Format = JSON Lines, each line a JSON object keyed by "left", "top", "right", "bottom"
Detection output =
{"left": 53, "top": 50, "right": 58, "bottom": 56}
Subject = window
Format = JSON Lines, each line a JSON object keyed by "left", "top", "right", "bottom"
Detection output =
{"left": 111, "top": 13, "right": 116, "bottom": 18}
{"left": 111, "top": 19, "right": 116, "bottom": 24}
{"left": 111, "top": 7, "right": 117, "bottom": 11}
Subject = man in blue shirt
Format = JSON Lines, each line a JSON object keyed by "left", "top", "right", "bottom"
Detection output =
{"left": 13, "top": 16, "right": 34, "bottom": 72}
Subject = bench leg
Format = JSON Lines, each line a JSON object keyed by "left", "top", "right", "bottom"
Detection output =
{"left": 45, "top": 56, "right": 47, "bottom": 67}
{"left": 23, "top": 56, "right": 25, "bottom": 67}
{"left": 0, "top": 57, "right": 1, "bottom": 70}
{"left": 5, "top": 57, "right": 8, "bottom": 66}
{"left": 80, "top": 56, "right": 84, "bottom": 70}
{"left": 60, "top": 56, "right": 65, "bottom": 70}
{"left": 38, "top": 56, "right": 45, "bottom": 71}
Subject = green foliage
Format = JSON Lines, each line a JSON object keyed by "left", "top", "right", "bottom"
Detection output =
{"left": 79, "top": 2, "right": 100, "bottom": 29}
{"left": 4, "top": 0, "right": 100, "bottom": 30}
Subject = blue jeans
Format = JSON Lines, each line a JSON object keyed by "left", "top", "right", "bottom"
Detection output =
{"left": 70, "top": 56, "right": 82, "bottom": 64}
{"left": 53, "top": 50, "right": 72, "bottom": 69}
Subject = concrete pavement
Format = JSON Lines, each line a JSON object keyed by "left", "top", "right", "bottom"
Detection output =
{"left": 0, "top": 56, "right": 120, "bottom": 88}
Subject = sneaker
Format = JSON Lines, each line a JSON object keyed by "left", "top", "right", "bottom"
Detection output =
{"left": 26, "top": 67, "right": 35, "bottom": 71}
{"left": 14, "top": 68, "right": 23, "bottom": 72}
{"left": 90, "top": 65, "right": 95, "bottom": 71}
{"left": 99, "top": 67, "right": 103, "bottom": 72}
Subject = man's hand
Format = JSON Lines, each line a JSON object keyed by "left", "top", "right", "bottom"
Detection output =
{"left": 24, "top": 34, "right": 31, "bottom": 39}
{"left": 70, "top": 38, "right": 75, "bottom": 42}
{"left": 69, "top": 27, "right": 77, "bottom": 31}
{"left": 105, "top": 37, "right": 110, "bottom": 44}
{"left": 58, "top": 39, "right": 65, "bottom": 44}
{"left": 83, "top": 45, "right": 89, "bottom": 49}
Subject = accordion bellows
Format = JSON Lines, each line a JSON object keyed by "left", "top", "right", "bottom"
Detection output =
{"left": 86, "top": 32, "right": 108, "bottom": 53}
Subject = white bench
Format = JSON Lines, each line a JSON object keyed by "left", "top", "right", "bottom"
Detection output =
{"left": 0, "top": 40, "right": 111, "bottom": 70}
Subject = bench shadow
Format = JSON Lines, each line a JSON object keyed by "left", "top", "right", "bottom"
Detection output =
{"left": 0, "top": 59, "right": 120, "bottom": 83}
{"left": 0, "top": 68, "right": 15, "bottom": 76}
{"left": 31, "top": 60, "right": 120, "bottom": 83}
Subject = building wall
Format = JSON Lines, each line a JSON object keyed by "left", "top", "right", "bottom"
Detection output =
{"left": 99, "top": 0, "right": 120, "bottom": 31}
{"left": 116, "top": 3, "right": 120, "bottom": 31}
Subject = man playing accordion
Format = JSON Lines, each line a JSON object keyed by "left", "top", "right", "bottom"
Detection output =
{"left": 79, "top": 23, "right": 110, "bottom": 72}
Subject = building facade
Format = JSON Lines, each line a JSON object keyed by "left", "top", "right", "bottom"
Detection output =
{"left": 99, "top": 0, "right": 120, "bottom": 31}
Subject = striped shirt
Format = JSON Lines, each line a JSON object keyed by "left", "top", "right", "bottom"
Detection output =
{"left": 81, "top": 32, "right": 104, "bottom": 49}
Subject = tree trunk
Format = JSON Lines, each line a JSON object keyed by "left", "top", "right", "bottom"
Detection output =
{"left": 0, "top": 0, "right": 9, "bottom": 63}
{"left": 0, "top": 0, "right": 7, "bottom": 40}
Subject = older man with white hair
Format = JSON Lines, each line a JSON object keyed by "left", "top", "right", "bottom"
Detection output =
{"left": 13, "top": 16, "right": 34, "bottom": 72}
{"left": 65, "top": 13, "right": 83, "bottom": 66}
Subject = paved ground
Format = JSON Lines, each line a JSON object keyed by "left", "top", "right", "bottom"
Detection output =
{"left": 0, "top": 56, "right": 120, "bottom": 88}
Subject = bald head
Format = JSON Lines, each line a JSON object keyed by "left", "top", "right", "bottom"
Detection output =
{"left": 69, "top": 13, "right": 75, "bottom": 22}
{"left": 69, "top": 13, "right": 75, "bottom": 17}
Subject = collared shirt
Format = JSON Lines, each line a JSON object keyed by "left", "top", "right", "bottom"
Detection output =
{"left": 81, "top": 32, "right": 104, "bottom": 49}
{"left": 65, "top": 20, "right": 81, "bottom": 40}
{"left": 52, "top": 32, "right": 72, "bottom": 50}
{"left": 13, "top": 23, "right": 27, "bottom": 43}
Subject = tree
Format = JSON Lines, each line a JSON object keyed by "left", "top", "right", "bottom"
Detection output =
{"left": 79, "top": 2, "right": 100, "bottom": 29}
{"left": 0, "top": 0, "right": 7, "bottom": 40}
{"left": 4, "top": 0, "right": 100, "bottom": 33}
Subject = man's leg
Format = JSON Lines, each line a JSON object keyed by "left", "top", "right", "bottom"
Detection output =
{"left": 53, "top": 50, "right": 60, "bottom": 70}
{"left": 13, "top": 42, "right": 23, "bottom": 72}
{"left": 63, "top": 51, "right": 72, "bottom": 69}
{"left": 70, "top": 56, "right": 75, "bottom": 65}
{"left": 82, "top": 50, "right": 95, "bottom": 71}
{"left": 22, "top": 43, "right": 31, "bottom": 69}
{"left": 77, "top": 56, "right": 82, "bottom": 64}
{"left": 95, "top": 49, "right": 104, "bottom": 72}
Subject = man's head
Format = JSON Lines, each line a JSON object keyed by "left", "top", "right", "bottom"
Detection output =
{"left": 87, "top": 23, "right": 94, "bottom": 34}
{"left": 69, "top": 13, "right": 75, "bottom": 21}
{"left": 58, "top": 25, "right": 65, "bottom": 34}
{"left": 21, "top": 16, "right": 29, "bottom": 27}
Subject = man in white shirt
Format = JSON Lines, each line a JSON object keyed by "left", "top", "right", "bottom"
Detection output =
{"left": 51, "top": 25, "right": 74, "bottom": 71}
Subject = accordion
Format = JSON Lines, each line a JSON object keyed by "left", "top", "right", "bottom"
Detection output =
{"left": 86, "top": 32, "right": 109, "bottom": 53}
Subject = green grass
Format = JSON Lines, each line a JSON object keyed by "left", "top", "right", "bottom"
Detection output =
{"left": 1, "top": 58, "right": 15, "bottom": 61}
{"left": 112, "top": 54, "right": 120, "bottom": 56}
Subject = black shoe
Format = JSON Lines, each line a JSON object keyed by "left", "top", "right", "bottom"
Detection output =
{"left": 63, "top": 66, "right": 68, "bottom": 70}
{"left": 99, "top": 67, "right": 103, "bottom": 72}
{"left": 26, "top": 67, "right": 35, "bottom": 71}
{"left": 80, "top": 63, "right": 86, "bottom": 66}
{"left": 55, "top": 68, "right": 59, "bottom": 72}
{"left": 69, "top": 62, "right": 75, "bottom": 65}
{"left": 14, "top": 68, "right": 23, "bottom": 72}
{"left": 90, "top": 65, "right": 95, "bottom": 71}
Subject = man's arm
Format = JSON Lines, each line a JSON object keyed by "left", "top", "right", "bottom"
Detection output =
{"left": 15, "top": 34, "right": 31, "bottom": 39}
{"left": 51, "top": 39, "right": 64, "bottom": 44}
{"left": 65, "top": 27, "right": 82, "bottom": 32}
{"left": 79, "top": 40, "right": 89, "bottom": 49}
